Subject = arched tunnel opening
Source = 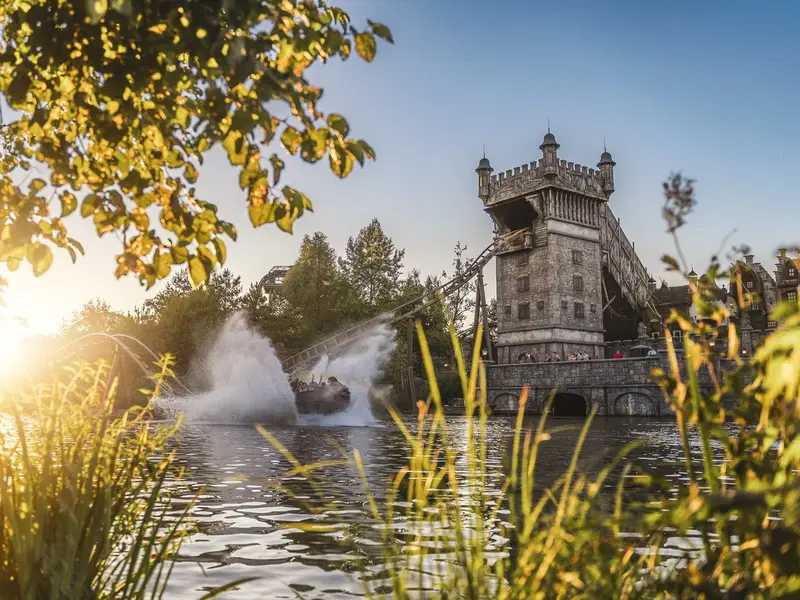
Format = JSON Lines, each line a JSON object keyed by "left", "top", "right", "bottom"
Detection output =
{"left": 552, "top": 392, "right": 588, "bottom": 418}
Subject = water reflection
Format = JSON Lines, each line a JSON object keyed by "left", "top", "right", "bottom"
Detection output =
{"left": 159, "top": 416, "right": 715, "bottom": 599}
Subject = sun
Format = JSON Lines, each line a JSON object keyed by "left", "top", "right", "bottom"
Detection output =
{"left": 0, "top": 316, "right": 27, "bottom": 375}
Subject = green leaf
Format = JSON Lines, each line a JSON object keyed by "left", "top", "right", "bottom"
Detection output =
{"left": 270, "top": 154, "right": 285, "bottom": 186}
{"left": 222, "top": 130, "right": 247, "bottom": 165}
{"left": 347, "top": 141, "right": 364, "bottom": 165}
{"left": 28, "top": 243, "right": 53, "bottom": 277}
{"left": 197, "top": 244, "right": 217, "bottom": 268}
{"left": 60, "top": 191, "right": 77, "bottom": 217}
{"left": 29, "top": 178, "right": 46, "bottom": 194}
{"left": 68, "top": 238, "right": 85, "bottom": 256}
{"left": 248, "top": 202, "right": 273, "bottom": 227}
{"left": 358, "top": 139, "right": 376, "bottom": 160}
{"left": 185, "top": 163, "right": 199, "bottom": 184}
{"left": 368, "top": 20, "right": 394, "bottom": 43}
{"left": 275, "top": 205, "right": 296, "bottom": 233}
{"left": 221, "top": 222, "right": 238, "bottom": 241}
{"left": 280, "top": 127, "right": 303, "bottom": 155}
{"left": 354, "top": 31, "right": 377, "bottom": 62}
{"left": 327, "top": 114, "right": 350, "bottom": 137}
{"left": 171, "top": 245, "right": 189, "bottom": 264}
{"left": 81, "top": 194, "right": 99, "bottom": 217}
{"left": 213, "top": 238, "right": 227, "bottom": 265}
{"left": 154, "top": 251, "right": 172, "bottom": 278}
{"left": 188, "top": 255, "right": 208, "bottom": 287}
{"left": 329, "top": 145, "right": 354, "bottom": 178}
{"left": 300, "top": 128, "right": 328, "bottom": 163}
{"left": 175, "top": 106, "right": 190, "bottom": 128}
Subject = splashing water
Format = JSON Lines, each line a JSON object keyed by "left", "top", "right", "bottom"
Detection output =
{"left": 301, "top": 321, "right": 397, "bottom": 427}
{"left": 154, "top": 312, "right": 297, "bottom": 425}
{"left": 153, "top": 313, "right": 396, "bottom": 428}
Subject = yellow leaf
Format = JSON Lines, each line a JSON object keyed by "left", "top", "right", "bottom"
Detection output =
{"left": 222, "top": 130, "right": 247, "bottom": 165}
{"left": 188, "top": 255, "right": 207, "bottom": 287}
{"left": 27, "top": 244, "right": 53, "bottom": 277}
{"left": 354, "top": 31, "right": 376, "bottom": 62}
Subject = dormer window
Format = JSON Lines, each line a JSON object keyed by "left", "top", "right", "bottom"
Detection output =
{"left": 789, "top": 267, "right": 797, "bottom": 279}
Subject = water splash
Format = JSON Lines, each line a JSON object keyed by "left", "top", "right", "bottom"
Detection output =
{"left": 300, "top": 322, "right": 396, "bottom": 427}
{"left": 154, "top": 313, "right": 396, "bottom": 428}
{"left": 154, "top": 313, "right": 297, "bottom": 425}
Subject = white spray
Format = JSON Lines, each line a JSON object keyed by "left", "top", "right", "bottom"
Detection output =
{"left": 153, "top": 313, "right": 396, "bottom": 428}
{"left": 300, "top": 321, "right": 397, "bottom": 427}
{"left": 153, "top": 313, "right": 297, "bottom": 425}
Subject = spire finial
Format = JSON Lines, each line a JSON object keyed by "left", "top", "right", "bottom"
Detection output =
{"left": 482, "top": 144, "right": 486, "bottom": 159}
{"left": 604, "top": 137, "right": 607, "bottom": 152}
{"left": 547, "top": 119, "right": 550, "bottom": 134}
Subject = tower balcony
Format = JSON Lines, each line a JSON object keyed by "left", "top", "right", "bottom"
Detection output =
{"left": 494, "top": 227, "right": 534, "bottom": 255}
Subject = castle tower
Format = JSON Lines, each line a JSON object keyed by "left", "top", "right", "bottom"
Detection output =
{"left": 477, "top": 132, "right": 615, "bottom": 362}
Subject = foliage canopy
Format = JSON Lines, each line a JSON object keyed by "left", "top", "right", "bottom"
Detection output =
{"left": 0, "top": 0, "right": 391, "bottom": 287}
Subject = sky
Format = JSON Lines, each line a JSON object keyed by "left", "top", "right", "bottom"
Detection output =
{"left": 1, "top": 0, "right": 799, "bottom": 355}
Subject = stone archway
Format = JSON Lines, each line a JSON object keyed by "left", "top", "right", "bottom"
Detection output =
{"left": 613, "top": 391, "right": 658, "bottom": 416}
{"left": 552, "top": 392, "right": 588, "bottom": 417}
{"left": 489, "top": 392, "right": 519, "bottom": 413}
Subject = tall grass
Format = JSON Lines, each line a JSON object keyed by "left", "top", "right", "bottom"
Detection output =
{"left": 262, "top": 274, "right": 800, "bottom": 598}
{"left": 0, "top": 356, "right": 194, "bottom": 600}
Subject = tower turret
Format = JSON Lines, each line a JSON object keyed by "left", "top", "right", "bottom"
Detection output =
{"left": 476, "top": 154, "right": 493, "bottom": 204}
{"left": 597, "top": 147, "right": 616, "bottom": 199}
{"left": 539, "top": 131, "right": 559, "bottom": 179}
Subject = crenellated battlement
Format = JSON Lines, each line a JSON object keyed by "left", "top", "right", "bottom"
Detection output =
{"left": 489, "top": 158, "right": 603, "bottom": 183}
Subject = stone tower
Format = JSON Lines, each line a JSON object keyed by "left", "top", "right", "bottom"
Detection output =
{"left": 476, "top": 132, "right": 616, "bottom": 363}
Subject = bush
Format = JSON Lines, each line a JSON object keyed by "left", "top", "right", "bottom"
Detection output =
{"left": 0, "top": 357, "right": 192, "bottom": 600}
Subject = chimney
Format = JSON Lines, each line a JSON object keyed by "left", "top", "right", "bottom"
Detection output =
{"left": 745, "top": 254, "right": 754, "bottom": 265}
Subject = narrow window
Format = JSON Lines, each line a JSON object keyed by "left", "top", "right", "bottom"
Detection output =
{"left": 518, "top": 251, "right": 529, "bottom": 266}
{"left": 561, "top": 300, "right": 568, "bottom": 310}
{"left": 503, "top": 304, "right": 512, "bottom": 317}
{"left": 572, "top": 250, "right": 582, "bottom": 265}
{"left": 573, "top": 275, "right": 583, "bottom": 292}
{"left": 590, "top": 303, "right": 596, "bottom": 313}
{"left": 518, "top": 302, "right": 530, "bottom": 320}
{"left": 537, "top": 299, "right": 545, "bottom": 310}
{"left": 789, "top": 267, "right": 797, "bottom": 278}
{"left": 517, "top": 275, "right": 529, "bottom": 292}
{"left": 574, "top": 302, "right": 585, "bottom": 318}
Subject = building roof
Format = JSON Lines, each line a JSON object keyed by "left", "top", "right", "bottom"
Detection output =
{"left": 653, "top": 283, "right": 692, "bottom": 306}
{"left": 598, "top": 150, "right": 615, "bottom": 166}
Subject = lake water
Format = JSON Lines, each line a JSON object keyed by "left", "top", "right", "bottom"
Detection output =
{"left": 157, "top": 415, "right": 698, "bottom": 599}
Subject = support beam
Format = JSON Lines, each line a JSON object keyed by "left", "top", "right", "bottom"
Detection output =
{"left": 477, "top": 269, "right": 494, "bottom": 362}
{"left": 471, "top": 281, "right": 481, "bottom": 360}
{"left": 407, "top": 318, "right": 417, "bottom": 410}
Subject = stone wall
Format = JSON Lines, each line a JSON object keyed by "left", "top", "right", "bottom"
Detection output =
{"left": 485, "top": 355, "right": 726, "bottom": 416}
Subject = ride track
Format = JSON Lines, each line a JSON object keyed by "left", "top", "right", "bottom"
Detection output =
{"left": 277, "top": 238, "right": 501, "bottom": 372}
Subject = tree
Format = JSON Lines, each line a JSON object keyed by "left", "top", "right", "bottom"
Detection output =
{"left": 283, "top": 232, "right": 352, "bottom": 345}
{"left": 340, "top": 218, "right": 405, "bottom": 309}
{"left": 61, "top": 299, "right": 134, "bottom": 336}
{"left": 141, "top": 267, "right": 242, "bottom": 318}
{"left": 445, "top": 242, "right": 477, "bottom": 330}
{"left": 0, "top": 1, "right": 392, "bottom": 288}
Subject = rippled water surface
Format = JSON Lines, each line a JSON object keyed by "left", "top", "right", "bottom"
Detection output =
{"left": 156, "top": 416, "right": 700, "bottom": 599}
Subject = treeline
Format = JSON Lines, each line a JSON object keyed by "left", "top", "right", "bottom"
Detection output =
{"left": 18, "top": 219, "right": 496, "bottom": 409}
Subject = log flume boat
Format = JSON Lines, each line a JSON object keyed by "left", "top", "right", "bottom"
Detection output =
{"left": 291, "top": 377, "right": 351, "bottom": 415}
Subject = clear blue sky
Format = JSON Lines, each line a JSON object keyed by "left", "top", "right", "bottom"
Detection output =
{"left": 3, "top": 0, "right": 799, "bottom": 340}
